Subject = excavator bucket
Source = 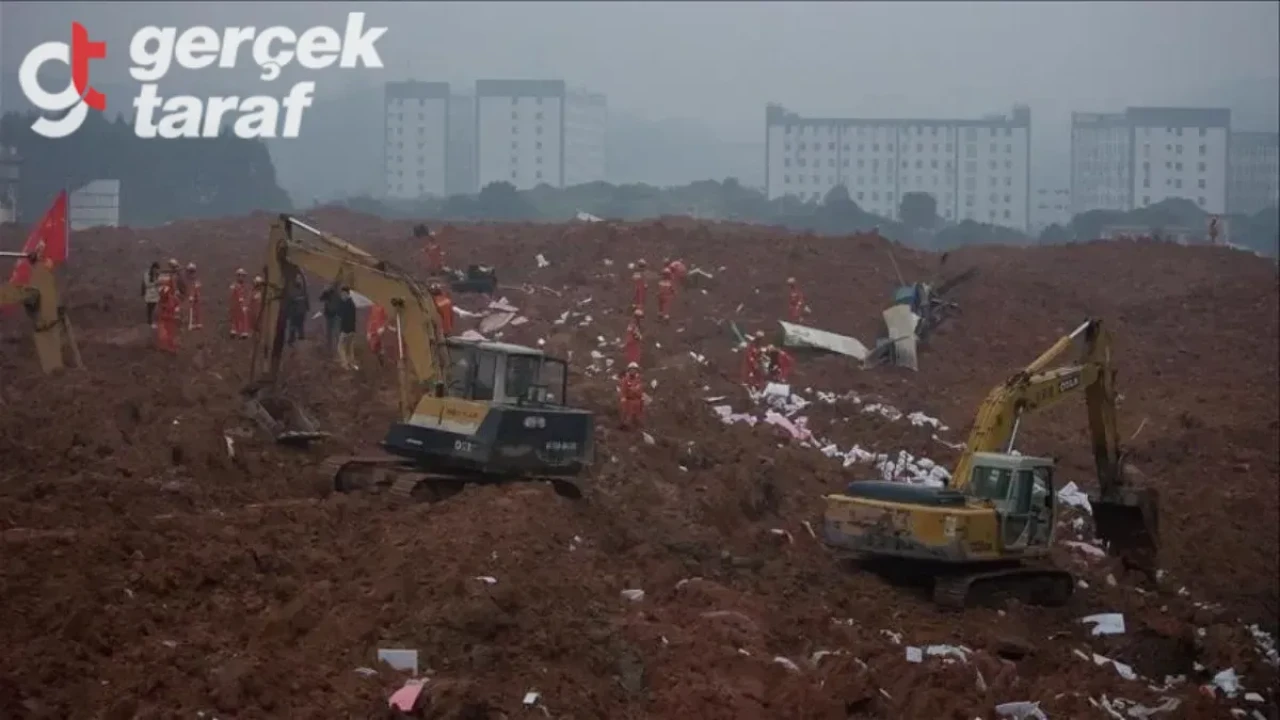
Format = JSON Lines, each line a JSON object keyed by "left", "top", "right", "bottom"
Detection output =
{"left": 242, "top": 391, "right": 330, "bottom": 446}
{"left": 1090, "top": 486, "right": 1160, "bottom": 572}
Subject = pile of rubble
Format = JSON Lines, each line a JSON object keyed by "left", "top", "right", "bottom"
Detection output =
{"left": 0, "top": 210, "right": 1275, "bottom": 718}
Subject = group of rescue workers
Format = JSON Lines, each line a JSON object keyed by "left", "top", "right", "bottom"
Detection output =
{"left": 144, "top": 225, "right": 810, "bottom": 433}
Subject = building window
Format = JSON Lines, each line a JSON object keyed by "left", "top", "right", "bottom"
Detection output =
{"left": 1003, "top": 209, "right": 1011, "bottom": 219}
{"left": 989, "top": 193, "right": 998, "bottom": 203}
{"left": 1176, "top": 162, "right": 1183, "bottom": 171}
{"left": 536, "top": 112, "right": 543, "bottom": 120}
{"left": 798, "top": 159, "right": 807, "bottom": 168}
{"left": 1142, "top": 196, "right": 1150, "bottom": 205}
{"left": 511, "top": 97, "right": 518, "bottom": 105}
{"left": 1176, "top": 145, "right": 1183, "bottom": 154}
{"left": 856, "top": 191, "right": 864, "bottom": 200}
{"left": 799, "top": 142, "right": 806, "bottom": 151}
{"left": 1144, "top": 144, "right": 1150, "bottom": 156}
{"left": 990, "top": 143, "right": 997, "bottom": 153}
{"left": 512, "top": 141, "right": 518, "bottom": 149}
{"left": 828, "top": 142, "right": 836, "bottom": 151}
{"left": 989, "top": 128, "right": 997, "bottom": 138}
{"left": 511, "top": 170, "right": 518, "bottom": 179}
{"left": 1198, "top": 179, "right": 1206, "bottom": 189}
{"left": 887, "top": 143, "right": 894, "bottom": 151}
{"left": 783, "top": 175, "right": 790, "bottom": 184}
{"left": 784, "top": 158, "right": 791, "bottom": 168}
{"left": 946, "top": 143, "right": 953, "bottom": 152}
{"left": 1143, "top": 179, "right": 1150, "bottom": 188}
{"left": 989, "top": 160, "right": 997, "bottom": 170}
{"left": 965, "top": 194, "right": 975, "bottom": 207}
{"left": 828, "top": 159, "right": 836, "bottom": 168}
{"left": 785, "top": 126, "right": 792, "bottom": 135}
{"left": 843, "top": 159, "right": 849, "bottom": 167}
{"left": 536, "top": 141, "right": 543, "bottom": 150}
{"left": 1176, "top": 128, "right": 1183, "bottom": 136}
{"left": 967, "top": 145, "right": 977, "bottom": 159}
{"left": 536, "top": 125, "right": 543, "bottom": 135}
{"left": 916, "top": 143, "right": 923, "bottom": 152}
{"left": 873, "top": 144, "right": 880, "bottom": 152}
{"left": 1175, "top": 179, "right": 1183, "bottom": 189}
{"left": 511, "top": 111, "right": 518, "bottom": 120}
{"left": 1003, "top": 194, "right": 1011, "bottom": 203}
{"left": 872, "top": 192, "right": 879, "bottom": 201}
{"left": 1198, "top": 127, "right": 1206, "bottom": 137}
{"left": 1198, "top": 196, "right": 1206, "bottom": 206}
{"left": 842, "top": 144, "right": 849, "bottom": 152}
{"left": 1199, "top": 145, "right": 1207, "bottom": 155}
{"left": 931, "top": 160, "right": 938, "bottom": 169}
{"left": 536, "top": 171, "right": 543, "bottom": 180}
{"left": 536, "top": 156, "right": 542, "bottom": 165}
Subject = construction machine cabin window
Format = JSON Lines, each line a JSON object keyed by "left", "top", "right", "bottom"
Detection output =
{"left": 970, "top": 465, "right": 1012, "bottom": 502}
{"left": 504, "top": 353, "right": 566, "bottom": 406}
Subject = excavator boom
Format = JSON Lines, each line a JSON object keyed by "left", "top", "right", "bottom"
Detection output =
{"left": 0, "top": 252, "right": 82, "bottom": 373}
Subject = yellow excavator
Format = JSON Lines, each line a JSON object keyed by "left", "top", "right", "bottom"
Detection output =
{"left": 244, "top": 215, "right": 594, "bottom": 500}
{"left": 823, "top": 318, "right": 1159, "bottom": 608}
{"left": 0, "top": 251, "right": 82, "bottom": 373}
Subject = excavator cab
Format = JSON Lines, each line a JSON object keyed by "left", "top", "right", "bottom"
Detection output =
{"left": 965, "top": 453, "right": 1056, "bottom": 553}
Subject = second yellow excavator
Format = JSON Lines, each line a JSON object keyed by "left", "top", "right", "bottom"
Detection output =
{"left": 244, "top": 215, "right": 594, "bottom": 500}
{"left": 823, "top": 318, "right": 1159, "bottom": 608}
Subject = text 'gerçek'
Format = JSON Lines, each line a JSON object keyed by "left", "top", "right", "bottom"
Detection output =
{"left": 18, "top": 12, "right": 387, "bottom": 140}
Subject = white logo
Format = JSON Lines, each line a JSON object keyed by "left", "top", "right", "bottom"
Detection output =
{"left": 18, "top": 13, "right": 387, "bottom": 140}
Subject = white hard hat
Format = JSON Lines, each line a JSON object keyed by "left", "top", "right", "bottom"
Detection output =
{"left": 627, "top": 362, "right": 639, "bottom": 369}
{"left": 236, "top": 268, "right": 246, "bottom": 276}
{"left": 253, "top": 275, "right": 263, "bottom": 283}
{"left": 787, "top": 276, "right": 796, "bottom": 284}
{"left": 186, "top": 262, "right": 197, "bottom": 270}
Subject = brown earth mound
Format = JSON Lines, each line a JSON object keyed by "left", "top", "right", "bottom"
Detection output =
{"left": 0, "top": 211, "right": 1276, "bottom": 719}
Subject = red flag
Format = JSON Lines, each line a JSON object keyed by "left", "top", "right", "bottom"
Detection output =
{"left": 8, "top": 190, "right": 68, "bottom": 286}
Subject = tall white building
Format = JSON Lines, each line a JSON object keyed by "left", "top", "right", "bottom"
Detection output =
{"left": 475, "top": 80, "right": 608, "bottom": 191}
{"left": 1070, "top": 107, "right": 1231, "bottom": 216}
{"left": 765, "top": 105, "right": 1032, "bottom": 231}
{"left": 383, "top": 81, "right": 451, "bottom": 199}
{"left": 1031, "top": 187, "right": 1072, "bottom": 233}
{"left": 1229, "top": 131, "right": 1279, "bottom": 215}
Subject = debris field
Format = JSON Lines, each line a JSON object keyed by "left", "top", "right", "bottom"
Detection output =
{"left": 0, "top": 210, "right": 1277, "bottom": 719}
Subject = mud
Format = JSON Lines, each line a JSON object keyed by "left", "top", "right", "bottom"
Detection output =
{"left": 0, "top": 211, "right": 1276, "bottom": 718}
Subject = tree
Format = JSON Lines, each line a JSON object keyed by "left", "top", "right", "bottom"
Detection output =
{"left": 1038, "top": 223, "right": 1072, "bottom": 245}
{"left": 475, "top": 181, "right": 534, "bottom": 220}
{"left": 899, "top": 192, "right": 938, "bottom": 230}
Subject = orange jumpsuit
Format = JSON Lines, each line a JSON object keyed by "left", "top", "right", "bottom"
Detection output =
{"left": 229, "top": 280, "right": 250, "bottom": 338}
{"left": 367, "top": 304, "right": 389, "bottom": 358}
{"left": 424, "top": 242, "right": 444, "bottom": 273}
{"left": 742, "top": 342, "right": 765, "bottom": 388}
{"left": 186, "top": 277, "right": 203, "bottom": 330}
{"left": 788, "top": 286, "right": 806, "bottom": 323}
{"left": 657, "top": 278, "right": 674, "bottom": 321}
{"left": 618, "top": 371, "right": 645, "bottom": 429}
{"left": 666, "top": 260, "right": 688, "bottom": 285}
{"left": 631, "top": 272, "right": 646, "bottom": 310}
{"left": 624, "top": 318, "right": 643, "bottom": 365}
{"left": 155, "top": 277, "right": 180, "bottom": 353}
{"left": 433, "top": 293, "right": 455, "bottom": 336}
{"left": 766, "top": 348, "right": 794, "bottom": 383}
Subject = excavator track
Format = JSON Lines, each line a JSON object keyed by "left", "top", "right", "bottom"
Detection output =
{"left": 933, "top": 565, "right": 1074, "bottom": 610}
{"left": 319, "top": 455, "right": 584, "bottom": 503}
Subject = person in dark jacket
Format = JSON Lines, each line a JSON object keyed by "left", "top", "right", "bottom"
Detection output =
{"left": 285, "top": 275, "right": 310, "bottom": 344}
{"left": 319, "top": 281, "right": 344, "bottom": 353}
{"left": 335, "top": 286, "right": 359, "bottom": 369}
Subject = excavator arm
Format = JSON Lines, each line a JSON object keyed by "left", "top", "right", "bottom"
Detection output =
{"left": 0, "top": 252, "right": 82, "bottom": 373}
{"left": 244, "top": 215, "right": 449, "bottom": 441}
{"left": 951, "top": 318, "right": 1157, "bottom": 566}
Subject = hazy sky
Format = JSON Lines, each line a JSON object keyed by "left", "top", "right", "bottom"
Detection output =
{"left": 2, "top": 1, "right": 1277, "bottom": 143}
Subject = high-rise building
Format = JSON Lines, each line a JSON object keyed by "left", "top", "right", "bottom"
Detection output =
{"left": 1070, "top": 107, "right": 1231, "bottom": 215}
{"left": 1229, "top": 131, "right": 1279, "bottom": 215}
{"left": 475, "top": 80, "right": 607, "bottom": 191}
{"left": 383, "top": 81, "right": 450, "bottom": 199}
{"left": 765, "top": 104, "right": 1032, "bottom": 231}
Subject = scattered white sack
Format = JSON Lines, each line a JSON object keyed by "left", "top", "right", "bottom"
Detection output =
{"left": 994, "top": 701, "right": 1048, "bottom": 720}
{"left": 925, "top": 645, "right": 971, "bottom": 662}
{"left": 620, "top": 589, "right": 645, "bottom": 602}
{"left": 769, "top": 528, "right": 794, "bottom": 543}
{"left": 881, "top": 629, "right": 903, "bottom": 644}
{"left": 535, "top": 253, "right": 550, "bottom": 268}
{"left": 377, "top": 649, "right": 419, "bottom": 675}
{"left": 905, "top": 647, "right": 924, "bottom": 663}
{"left": 1091, "top": 653, "right": 1137, "bottom": 680}
{"left": 224, "top": 436, "right": 235, "bottom": 458}
{"left": 522, "top": 691, "right": 540, "bottom": 706}
{"left": 474, "top": 576, "right": 497, "bottom": 585}
{"left": 1057, "top": 482, "right": 1093, "bottom": 514}
{"left": 1212, "top": 668, "right": 1241, "bottom": 697}
{"left": 642, "top": 432, "right": 656, "bottom": 445}
{"left": 1082, "top": 613, "right": 1126, "bottom": 636}
{"left": 773, "top": 656, "right": 801, "bottom": 673}
{"left": 1125, "top": 697, "right": 1182, "bottom": 717}
{"left": 1244, "top": 692, "right": 1264, "bottom": 703}
{"left": 907, "top": 411, "right": 949, "bottom": 431}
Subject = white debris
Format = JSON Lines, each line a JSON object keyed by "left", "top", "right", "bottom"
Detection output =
{"left": 377, "top": 649, "right": 419, "bottom": 675}
{"left": 925, "top": 645, "right": 971, "bottom": 662}
{"left": 1063, "top": 540, "right": 1107, "bottom": 558}
{"left": 862, "top": 403, "right": 904, "bottom": 422}
{"left": 769, "top": 528, "right": 794, "bottom": 544}
{"left": 473, "top": 576, "right": 498, "bottom": 585}
{"left": 1247, "top": 624, "right": 1279, "bottom": 666}
{"left": 880, "top": 629, "right": 903, "bottom": 644}
{"left": 522, "top": 690, "right": 541, "bottom": 706}
{"left": 809, "top": 649, "right": 846, "bottom": 666}
{"left": 642, "top": 432, "right": 656, "bottom": 445}
{"left": 554, "top": 310, "right": 571, "bottom": 325}
{"left": 1057, "top": 482, "right": 1093, "bottom": 514}
{"left": 535, "top": 253, "right": 550, "bottom": 268}
{"left": 772, "top": 656, "right": 801, "bottom": 673}
{"left": 1125, "top": 697, "right": 1182, "bottom": 717}
{"left": 905, "top": 646, "right": 924, "bottom": 663}
{"left": 224, "top": 435, "right": 235, "bottom": 458}
{"left": 906, "top": 411, "right": 949, "bottom": 431}
{"left": 620, "top": 589, "right": 645, "bottom": 602}
{"left": 994, "top": 701, "right": 1048, "bottom": 720}
{"left": 1092, "top": 653, "right": 1137, "bottom": 680}
{"left": 354, "top": 667, "right": 378, "bottom": 677}
{"left": 1212, "top": 668, "right": 1241, "bottom": 697}
{"left": 1082, "top": 613, "right": 1127, "bottom": 636}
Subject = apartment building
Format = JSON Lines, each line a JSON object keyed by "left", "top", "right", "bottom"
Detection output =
{"left": 1070, "top": 107, "right": 1231, "bottom": 216}
{"left": 383, "top": 81, "right": 451, "bottom": 199}
{"left": 1229, "top": 131, "right": 1279, "bottom": 215}
{"left": 475, "top": 80, "right": 608, "bottom": 191}
{"left": 764, "top": 104, "right": 1032, "bottom": 231}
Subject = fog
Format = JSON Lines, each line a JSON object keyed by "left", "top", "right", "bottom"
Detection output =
{"left": 2, "top": 1, "right": 1277, "bottom": 198}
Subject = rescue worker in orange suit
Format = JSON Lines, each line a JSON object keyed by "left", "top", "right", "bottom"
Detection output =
{"left": 429, "top": 283, "right": 455, "bottom": 336}
{"left": 229, "top": 269, "right": 251, "bottom": 339}
{"left": 185, "top": 263, "right": 203, "bottom": 330}
{"left": 624, "top": 308, "right": 644, "bottom": 366}
{"left": 249, "top": 275, "right": 265, "bottom": 336}
{"left": 657, "top": 268, "right": 675, "bottom": 322}
{"left": 765, "top": 344, "right": 794, "bottom": 383}
{"left": 366, "top": 303, "right": 391, "bottom": 364}
{"left": 618, "top": 362, "right": 646, "bottom": 430}
{"left": 155, "top": 273, "right": 181, "bottom": 354}
{"left": 787, "top": 277, "right": 807, "bottom": 323}
{"left": 742, "top": 331, "right": 767, "bottom": 388}
{"left": 631, "top": 259, "right": 647, "bottom": 311}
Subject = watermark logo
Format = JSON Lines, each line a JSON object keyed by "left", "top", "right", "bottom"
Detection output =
{"left": 18, "top": 23, "right": 108, "bottom": 139}
{"left": 18, "top": 13, "right": 386, "bottom": 140}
